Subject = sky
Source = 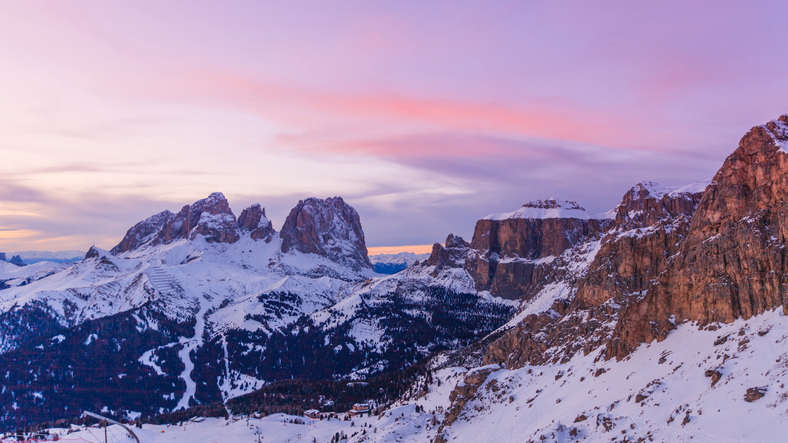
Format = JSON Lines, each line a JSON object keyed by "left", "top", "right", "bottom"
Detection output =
{"left": 2, "top": 1, "right": 788, "bottom": 254}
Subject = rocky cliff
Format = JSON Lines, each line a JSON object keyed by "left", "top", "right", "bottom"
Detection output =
{"left": 459, "top": 199, "right": 611, "bottom": 300}
{"left": 482, "top": 115, "right": 788, "bottom": 367}
{"left": 279, "top": 197, "right": 374, "bottom": 272}
{"left": 111, "top": 193, "right": 241, "bottom": 254}
{"left": 237, "top": 203, "right": 275, "bottom": 242}
{"left": 575, "top": 181, "right": 705, "bottom": 306}
{"left": 607, "top": 116, "right": 788, "bottom": 358}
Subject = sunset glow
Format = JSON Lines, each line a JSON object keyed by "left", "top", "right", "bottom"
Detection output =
{"left": 2, "top": 1, "right": 788, "bottom": 253}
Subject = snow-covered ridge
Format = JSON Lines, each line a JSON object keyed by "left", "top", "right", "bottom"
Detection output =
{"left": 667, "top": 179, "right": 711, "bottom": 196}
{"left": 368, "top": 252, "right": 430, "bottom": 265}
{"left": 483, "top": 199, "right": 612, "bottom": 221}
{"left": 629, "top": 180, "right": 710, "bottom": 200}
{"left": 6, "top": 250, "right": 84, "bottom": 263}
{"left": 484, "top": 180, "right": 710, "bottom": 223}
{"left": 762, "top": 116, "right": 788, "bottom": 153}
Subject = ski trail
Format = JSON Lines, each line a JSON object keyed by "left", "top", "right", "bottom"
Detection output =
{"left": 174, "top": 292, "right": 210, "bottom": 410}
{"left": 146, "top": 266, "right": 209, "bottom": 411}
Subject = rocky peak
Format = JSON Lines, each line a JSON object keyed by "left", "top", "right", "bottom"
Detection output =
{"left": 111, "top": 192, "right": 241, "bottom": 254}
{"left": 425, "top": 234, "right": 472, "bottom": 268}
{"left": 185, "top": 192, "right": 240, "bottom": 244}
{"left": 110, "top": 210, "right": 173, "bottom": 254}
{"left": 469, "top": 201, "right": 611, "bottom": 300}
{"left": 614, "top": 181, "right": 705, "bottom": 230}
{"left": 483, "top": 198, "right": 592, "bottom": 221}
{"left": 473, "top": 201, "right": 610, "bottom": 260}
{"left": 8, "top": 255, "right": 25, "bottom": 267}
{"left": 279, "top": 196, "right": 373, "bottom": 271}
{"left": 84, "top": 246, "right": 101, "bottom": 260}
{"left": 237, "top": 204, "right": 275, "bottom": 242}
{"left": 603, "top": 114, "right": 788, "bottom": 358}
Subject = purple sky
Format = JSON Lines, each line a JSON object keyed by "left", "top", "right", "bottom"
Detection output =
{"left": 2, "top": 1, "right": 788, "bottom": 253}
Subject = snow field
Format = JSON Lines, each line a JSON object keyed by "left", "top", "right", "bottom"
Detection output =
{"left": 441, "top": 307, "right": 788, "bottom": 443}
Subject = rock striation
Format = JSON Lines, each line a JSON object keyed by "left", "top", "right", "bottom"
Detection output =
{"left": 280, "top": 197, "right": 373, "bottom": 272}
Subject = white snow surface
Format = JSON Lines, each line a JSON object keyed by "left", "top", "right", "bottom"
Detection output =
{"left": 669, "top": 179, "right": 711, "bottom": 196}
{"left": 436, "top": 307, "right": 788, "bottom": 443}
{"left": 0, "top": 231, "right": 379, "bottom": 400}
{"left": 762, "top": 117, "right": 788, "bottom": 153}
{"left": 483, "top": 199, "right": 613, "bottom": 221}
{"left": 30, "top": 307, "right": 788, "bottom": 442}
{"left": 0, "top": 260, "right": 68, "bottom": 287}
{"left": 485, "top": 179, "right": 711, "bottom": 225}
{"left": 620, "top": 180, "right": 710, "bottom": 205}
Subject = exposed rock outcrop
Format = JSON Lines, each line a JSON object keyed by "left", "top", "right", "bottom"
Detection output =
{"left": 425, "top": 234, "right": 473, "bottom": 269}
{"left": 468, "top": 199, "right": 611, "bottom": 299}
{"left": 110, "top": 210, "right": 174, "bottom": 254}
{"left": 434, "top": 365, "right": 500, "bottom": 443}
{"left": 279, "top": 197, "right": 374, "bottom": 271}
{"left": 237, "top": 204, "right": 275, "bottom": 242}
{"left": 482, "top": 181, "right": 705, "bottom": 367}
{"left": 607, "top": 116, "right": 788, "bottom": 358}
{"left": 184, "top": 192, "right": 240, "bottom": 244}
{"left": 575, "top": 182, "right": 705, "bottom": 306}
{"left": 111, "top": 193, "right": 241, "bottom": 254}
{"left": 9, "top": 255, "right": 25, "bottom": 267}
{"left": 84, "top": 246, "right": 101, "bottom": 260}
{"left": 482, "top": 115, "right": 788, "bottom": 367}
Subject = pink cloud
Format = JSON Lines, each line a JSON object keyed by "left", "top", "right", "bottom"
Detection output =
{"left": 140, "top": 68, "right": 676, "bottom": 156}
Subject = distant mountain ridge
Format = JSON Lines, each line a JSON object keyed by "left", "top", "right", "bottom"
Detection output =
{"left": 369, "top": 252, "right": 430, "bottom": 274}
{"left": 5, "top": 250, "right": 84, "bottom": 265}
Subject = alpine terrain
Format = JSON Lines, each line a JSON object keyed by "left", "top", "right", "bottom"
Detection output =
{"left": 4, "top": 116, "right": 788, "bottom": 442}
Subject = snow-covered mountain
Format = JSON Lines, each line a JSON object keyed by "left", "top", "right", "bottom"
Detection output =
{"left": 4, "top": 116, "right": 788, "bottom": 441}
{"left": 0, "top": 193, "right": 514, "bottom": 428}
{"left": 369, "top": 252, "right": 430, "bottom": 274}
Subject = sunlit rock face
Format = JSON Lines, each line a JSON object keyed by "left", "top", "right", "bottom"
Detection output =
{"left": 111, "top": 192, "right": 241, "bottom": 254}
{"left": 279, "top": 196, "right": 374, "bottom": 272}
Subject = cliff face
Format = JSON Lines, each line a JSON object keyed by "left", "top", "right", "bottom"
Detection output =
{"left": 575, "top": 182, "right": 705, "bottom": 306}
{"left": 608, "top": 116, "right": 788, "bottom": 358}
{"left": 480, "top": 183, "right": 705, "bottom": 368}
{"left": 482, "top": 115, "right": 788, "bottom": 367}
{"left": 279, "top": 197, "right": 374, "bottom": 272}
{"left": 111, "top": 193, "right": 241, "bottom": 254}
{"left": 467, "top": 200, "right": 611, "bottom": 300}
{"left": 237, "top": 203, "right": 275, "bottom": 242}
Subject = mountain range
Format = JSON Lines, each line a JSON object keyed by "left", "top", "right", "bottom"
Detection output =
{"left": 3, "top": 116, "right": 788, "bottom": 441}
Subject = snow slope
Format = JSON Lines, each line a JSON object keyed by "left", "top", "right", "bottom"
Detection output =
{"left": 0, "top": 219, "right": 514, "bottom": 418}
{"left": 25, "top": 307, "right": 788, "bottom": 443}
